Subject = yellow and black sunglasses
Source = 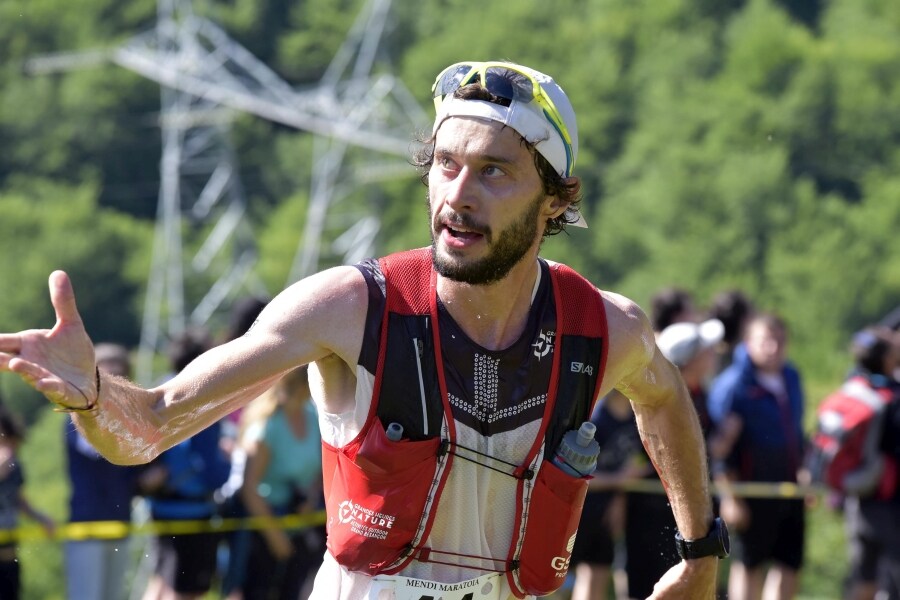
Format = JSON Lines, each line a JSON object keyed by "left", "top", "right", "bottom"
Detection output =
{"left": 431, "top": 61, "right": 575, "bottom": 177}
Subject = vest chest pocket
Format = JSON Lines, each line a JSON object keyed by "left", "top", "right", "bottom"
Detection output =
{"left": 323, "top": 418, "right": 443, "bottom": 575}
{"left": 511, "top": 459, "right": 589, "bottom": 597}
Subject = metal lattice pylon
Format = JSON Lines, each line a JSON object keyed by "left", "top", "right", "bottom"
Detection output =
{"left": 26, "top": 0, "right": 427, "bottom": 383}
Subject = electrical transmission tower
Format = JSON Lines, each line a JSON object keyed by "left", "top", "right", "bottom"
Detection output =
{"left": 27, "top": 0, "right": 427, "bottom": 384}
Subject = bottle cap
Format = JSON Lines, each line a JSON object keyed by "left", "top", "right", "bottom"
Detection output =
{"left": 386, "top": 422, "right": 404, "bottom": 441}
{"left": 556, "top": 422, "right": 599, "bottom": 475}
{"left": 576, "top": 421, "right": 597, "bottom": 447}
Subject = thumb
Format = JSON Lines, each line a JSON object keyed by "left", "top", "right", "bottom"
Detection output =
{"left": 49, "top": 271, "right": 85, "bottom": 328}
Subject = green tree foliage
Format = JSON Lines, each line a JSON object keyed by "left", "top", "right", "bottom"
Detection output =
{"left": 0, "top": 0, "right": 159, "bottom": 217}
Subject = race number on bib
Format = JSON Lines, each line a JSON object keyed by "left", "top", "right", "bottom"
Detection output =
{"left": 366, "top": 572, "right": 503, "bottom": 600}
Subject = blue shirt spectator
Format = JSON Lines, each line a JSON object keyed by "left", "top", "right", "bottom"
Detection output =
{"left": 66, "top": 422, "right": 138, "bottom": 523}
{"left": 707, "top": 313, "right": 807, "bottom": 600}
{"left": 709, "top": 343, "right": 805, "bottom": 482}
{"left": 145, "top": 421, "right": 231, "bottom": 521}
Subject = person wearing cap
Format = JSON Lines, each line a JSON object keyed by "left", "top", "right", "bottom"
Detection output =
{"left": 840, "top": 327, "right": 900, "bottom": 600}
{"left": 708, "top": 313, "right": 806, "bottom": 600}
{"left": 0, "top": 60, "right": 721, "bottom": 599}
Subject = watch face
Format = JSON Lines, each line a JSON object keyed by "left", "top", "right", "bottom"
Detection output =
{"left": 718, "top": 518, "right": 730, "bottom": 557}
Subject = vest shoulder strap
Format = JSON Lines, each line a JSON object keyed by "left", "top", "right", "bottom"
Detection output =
{"left": 549, "top": 261, "right": 608, "bottom": 339}
{"left": 380, "top": 248, "right": 432, "bottom": 316}
{"left": 543, "top": 262, "right": 608, "bottom": 452}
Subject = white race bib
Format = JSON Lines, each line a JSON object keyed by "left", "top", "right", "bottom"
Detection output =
{"left": 366, "top": 572, "right": 503, "bottom": 600}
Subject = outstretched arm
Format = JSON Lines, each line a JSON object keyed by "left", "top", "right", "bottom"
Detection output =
{"left": 601, "top": 292, "right": 717, "bottom": 598}
{"left": 0, "top": 267, "right": 367, "bottom": 465}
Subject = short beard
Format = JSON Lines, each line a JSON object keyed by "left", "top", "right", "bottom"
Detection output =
{"left": 429, "top": 190, "right": 544, "bottom": 285}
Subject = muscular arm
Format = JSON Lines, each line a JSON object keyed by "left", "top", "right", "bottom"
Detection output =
{"left": 600, "top": 292, "right": 717, "bottom": 597}
{"left": 0, "top": 267, "right": 367, "bottom": 465}
{"left": 603, "top": 292, "right": 713, "bottom": 537}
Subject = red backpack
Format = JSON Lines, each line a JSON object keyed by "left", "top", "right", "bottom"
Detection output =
{"left": 806, "top": 377, "right": 897, "bottom": 499}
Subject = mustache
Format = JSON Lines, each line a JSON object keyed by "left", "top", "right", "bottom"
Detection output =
{"left": 433, "top": 211, "right": 491, "bottom": 237}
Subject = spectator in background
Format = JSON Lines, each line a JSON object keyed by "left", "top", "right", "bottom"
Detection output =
{"left": 650, "top": 287, "right": 696, "bottom": 334}
{"left": 877, "top": 330, "right": 900, "bottom": 600}
{"left": 140, "top": 329, "right": 232, "bottom": 600}
{"left": 841, "top": 327, "right": 900, "bottom": 600}
{"left": 708, "top": 313, "right": 806, "bottom": 600}
{"left": 0, "top": 404, "right": 54, "bottom": 599}
{"left": 236, "top": 365, "right": 323, "bottom": 600}
{"left": 570, "top": 390, "right": 645, "bottom": 600}
{"left": 65, "top": 343, "right": 140, "bottom": 600}
{"left": 708, "top": 290, "right": 755, "bottom": 374}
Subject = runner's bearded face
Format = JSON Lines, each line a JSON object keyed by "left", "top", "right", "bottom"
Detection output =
{"left": 428, "top": 186, "right": 544, "bottom": 285}
{"left": 427, "top": 118, "right": 547, "bottom": 286}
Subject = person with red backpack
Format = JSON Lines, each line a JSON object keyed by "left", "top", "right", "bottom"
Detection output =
{"left": 840, "top": 327, "right": 900, "bottom": 600}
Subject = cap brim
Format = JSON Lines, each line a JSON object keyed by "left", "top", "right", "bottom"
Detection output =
{"left": 568, "top": 209, "right": 588, "bottom": 228}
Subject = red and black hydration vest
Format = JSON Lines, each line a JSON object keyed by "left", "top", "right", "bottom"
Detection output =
{"left": 321, "top": 248, "right": 608, "bottom": 597}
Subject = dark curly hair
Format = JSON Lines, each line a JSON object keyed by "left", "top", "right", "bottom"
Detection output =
{"left": 412, "top": 83, "right": 582, "bottom": 237}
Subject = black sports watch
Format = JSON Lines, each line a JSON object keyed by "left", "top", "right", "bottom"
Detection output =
{"left": 674, "top": 517, "right": 730, "bottom": 560}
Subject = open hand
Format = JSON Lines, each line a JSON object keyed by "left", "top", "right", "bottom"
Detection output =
{"left": 0, "top": 271, "right": 97, "bottom": 410}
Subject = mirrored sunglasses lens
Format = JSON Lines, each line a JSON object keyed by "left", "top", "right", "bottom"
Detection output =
{"left": 484, "top": 67, "right": 533, "bottom": 102}
{"left": 435, "top": 64, "right": 474, "bottom": 97}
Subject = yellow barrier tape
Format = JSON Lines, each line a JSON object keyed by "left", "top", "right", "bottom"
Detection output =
{"left": 615, "top": 478, "right": 823, "bottom": 499}
{"left": 0, "top": 480, "right": 829, "bottom": 544}
{"left": 0, "top": 510, "right": 327, "bottom": 544}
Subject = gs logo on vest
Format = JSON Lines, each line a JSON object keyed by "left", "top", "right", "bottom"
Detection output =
{"left": 550, "top": 531, "right": 579, "bottom": 576}
{"left": 550, "top": 555, "right": 571, "bottom": 573}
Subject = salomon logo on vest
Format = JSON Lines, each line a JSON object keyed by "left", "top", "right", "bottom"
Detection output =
{"left": 570, "top": 362, "right": 594, "bottom": 376}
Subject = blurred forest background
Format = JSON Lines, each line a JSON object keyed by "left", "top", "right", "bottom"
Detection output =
{"left": 1, "top": 0, "right": 899, "bottom": 597}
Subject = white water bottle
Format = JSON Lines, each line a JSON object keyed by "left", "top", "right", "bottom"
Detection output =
{"left": 552, "top": 421, "right": 600, "bottom": 477}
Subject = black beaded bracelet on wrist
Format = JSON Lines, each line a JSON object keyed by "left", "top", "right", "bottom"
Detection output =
{"left": 53, "top": 367, "right": 101, "bottom": 414}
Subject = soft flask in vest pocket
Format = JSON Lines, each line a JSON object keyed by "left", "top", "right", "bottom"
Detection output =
{"left": 510, "top": 460, "right": 589, "bottom": 597}
{"left": 322, "top": 418, "right": 441, "bottom": 575}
